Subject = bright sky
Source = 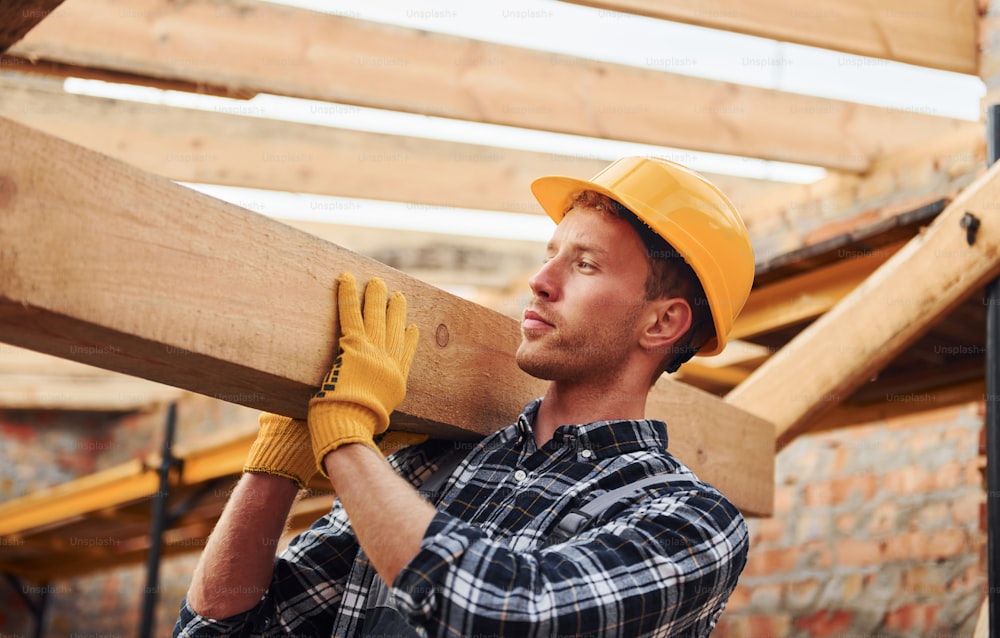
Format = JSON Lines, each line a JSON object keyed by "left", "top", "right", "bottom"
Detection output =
{"left": 64, "top": 0, "right": 986, "bottom": 241}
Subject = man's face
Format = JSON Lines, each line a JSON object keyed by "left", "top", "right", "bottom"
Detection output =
{"left": 515, "top": 206, "right": 652, "bottom": 383}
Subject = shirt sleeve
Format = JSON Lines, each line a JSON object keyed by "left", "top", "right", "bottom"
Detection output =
{"left": 172, "top": 497, "right": 360, "bottom": 637}
{"left": 391, "top": 484, "right": 749, "bottom": 637}
{"left": 172, "top": 440, "right": 458, "bottom": 636}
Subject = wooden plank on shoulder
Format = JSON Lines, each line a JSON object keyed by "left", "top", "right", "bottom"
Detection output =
{"left": 0, "top": 116, "right": 773, "bottom": 515}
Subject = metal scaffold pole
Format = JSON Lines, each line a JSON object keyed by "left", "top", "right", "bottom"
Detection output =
{"left": 138, "top": 402, "right": 179, "bottom": 638}
{"left": 985, "top": 104, "right": 1000, "bottom": 638}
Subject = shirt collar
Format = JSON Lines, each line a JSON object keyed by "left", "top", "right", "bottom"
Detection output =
{"left": 515, "top": 398, "right": 670, "bottom": 459}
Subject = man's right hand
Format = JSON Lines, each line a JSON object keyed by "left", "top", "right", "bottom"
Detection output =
{"left": 243, "top": 412, "right": 316, "bottom": 489}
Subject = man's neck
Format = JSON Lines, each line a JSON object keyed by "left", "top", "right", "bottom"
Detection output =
{"left": 532, "top": 379, "right": 648, "bottom": 449}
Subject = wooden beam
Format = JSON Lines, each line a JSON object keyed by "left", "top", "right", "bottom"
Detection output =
{"left": 0, "top": 345, "right": 182, "bottom": 410}
{"left": 0, "top": 117, "right": 773, "bottom": 515}
{"left": 731, "top": 240, "right": 904, "bottom": 340}
{"left": 0, "top": 374, "right": 181, "bottom": 410}
{"left": 6, "top": 0, "right": 970, "bottom": 170}
{"left": 0, "top": 1, "right": 67, "bottom": 52}
{"left": 807, "top": 380, "right": 985, "bottom": 433}
{"left": 725, "top": 160, "right": 1000, "bottom": 449}
{"left": 974, "top": 597, "right": 989, "bottom": 638}
{"left": 280, "top": 220, "right": 544, "bottom": 291}
{"left": 741, "top": 125, "right": 983, "bottom": 261}
{"left": 565, "top": 0, "right": 978, "bottom": 75}
{"left": 0, "top": 460, "right": 159, "bottom": 537}
{"left": 0, "top": 71, "right": 779, "bottom": 215}
{"left": 675, "top": 361, "right": 752, "bottom": 390}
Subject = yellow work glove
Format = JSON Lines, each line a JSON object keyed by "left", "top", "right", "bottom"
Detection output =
{"left": 243, "top": 412, "right": 316, "bottom": 489}
{"left": 309, "top": 272, "right": 419, "bottom": 475}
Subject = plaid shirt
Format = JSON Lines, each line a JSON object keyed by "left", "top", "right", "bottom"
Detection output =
{"left": 174, "top": 399, "right": 748, "bottom": 637}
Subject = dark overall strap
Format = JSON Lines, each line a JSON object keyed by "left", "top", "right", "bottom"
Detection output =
{"left": 362, "top": 447, "right": 469, "bottom": 637}
{"left": 546, "top": 473, "right": 695, "bottom": 546}
{"left": 418, "top": 447, "right": 468, "bottom": 502}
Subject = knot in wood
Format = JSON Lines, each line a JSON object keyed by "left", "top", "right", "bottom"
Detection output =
{"left": 435, "top": 323, "right": 450, "bottom": 347}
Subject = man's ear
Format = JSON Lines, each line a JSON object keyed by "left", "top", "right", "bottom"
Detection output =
{"left": 639, "top": 298, "right": 692, "bottom": 352}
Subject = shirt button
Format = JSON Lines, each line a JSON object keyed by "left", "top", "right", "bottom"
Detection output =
{"left": 513, "top": 469, "right": 528, "bottom": 482}
{"left": 581, "top": 449, "right": 593, "bottom": 459}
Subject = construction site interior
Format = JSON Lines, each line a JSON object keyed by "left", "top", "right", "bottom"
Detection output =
{"left": 0, "top": 0, "right": 997, "bottom": 636}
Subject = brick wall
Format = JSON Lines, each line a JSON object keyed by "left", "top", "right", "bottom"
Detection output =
{"left": 0, "top": 399, "right": 988, "bottom": 637}
{"left": 0, "top": 394, "right": 256, "bottom": 637}
{"left": 716, "top": 402, "right": 987, "bottom": 638}
{"left": 0, "top": 394, "right": 255, "bottom": 501}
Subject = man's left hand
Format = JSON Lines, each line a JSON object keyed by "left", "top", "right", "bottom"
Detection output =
{"left": 308, "top": 272, "right": 419, "bottom": 474}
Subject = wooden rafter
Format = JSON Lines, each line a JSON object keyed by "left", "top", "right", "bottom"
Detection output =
{"left": 565, "top": 0, "right": 978, "bottom": 74}
{"left": 731, "top": 241, "right": 904, "bottom": 341}
{"left": 726, "top": 160, "right": 1000, "bottom": 449}
{"left": 0, "top": 0, "right": 67, "bottom": 52}
{"left": 0, "top": 346, "right": 183, "bottom": 410}
{"left": 0, "top": 71, "right": 781, "bottom": 215}
{"left": 742, "top": 126, "right": 984, "bottom": 262}
{"left": 6, "top": 0, "right": 970, "bottom": 170}
{"left": 0, "top": 116, "right": 774, "bottom": 514}
{"left": 279, "top": 220, "right": 543, "bottom": 292}
{"left": 809, "top": 380, "right": 985, "bottom": 433}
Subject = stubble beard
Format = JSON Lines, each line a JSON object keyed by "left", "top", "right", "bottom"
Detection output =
{"left": 515, "top": 308, "right": 642, "bottom": 383}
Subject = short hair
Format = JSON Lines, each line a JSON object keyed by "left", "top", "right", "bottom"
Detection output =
{"left": 570, "top": 190, "right": 713, "bottom": 379}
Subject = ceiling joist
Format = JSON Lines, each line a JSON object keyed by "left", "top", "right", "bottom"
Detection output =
{"left": 0, "top": 71, "right": 779, "bottom": 214}
{"left": 565, "top": 0, "right": 979, "bottom": 74}
{"left": 7, "top": 0, "right": 970, "bottom": 171}
{"left": 0, "top": 0, "right": 67, "bottom": 52}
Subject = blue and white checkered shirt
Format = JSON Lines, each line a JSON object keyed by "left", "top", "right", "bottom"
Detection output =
{"left": 174, "top": 399, "right": 748, "bottom": 637}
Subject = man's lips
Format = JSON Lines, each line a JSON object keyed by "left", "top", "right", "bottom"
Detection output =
{"left": 522, "top": 309, "right": 554, "bottom": 331}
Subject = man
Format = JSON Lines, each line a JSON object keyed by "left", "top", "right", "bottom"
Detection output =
{"left": 174, "top": 156, "right": 755, "bottom": 637}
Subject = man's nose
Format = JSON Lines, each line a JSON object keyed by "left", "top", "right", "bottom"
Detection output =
{"left": 528, "top": 258, "right": 559, "bottom": 300}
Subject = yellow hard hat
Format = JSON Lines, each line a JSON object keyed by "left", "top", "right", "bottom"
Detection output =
{"left": 530, "top": 156, "right": 754, "bottom": 356}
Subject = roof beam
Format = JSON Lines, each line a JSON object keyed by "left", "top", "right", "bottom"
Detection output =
{"left": 0, "top": 374, "right": 181, "bottom": 411}
{"left": 0, "top": 71, "right": 779, "bottom": 214}
{"left": 808, "top": 380, "right": 985, "bottom": 433}
{"left": 726, "top": 160, "right": 1000, "bottom": 449}
{"left": 7, "top": 0, "right": 970, "bottom": 170}
{"left": 0, "top": 1, "right": 67, "bottom": 52}
{"left": 741, "top": 124, "right": 983, "bottom": 261}
{"left": 0, "top": 345, "right": 183, "bottom": 410}
{"left": 278, "top": 220, "right": 544, "bottom": 292}
{"left": 565, "top": 0, "right": 978, "bottom": 74}
{"left": 0, "top": 116, "right": 773, "bottom": 515}
{"left": 731, "top": 240, "right": 903, "bottom": 340}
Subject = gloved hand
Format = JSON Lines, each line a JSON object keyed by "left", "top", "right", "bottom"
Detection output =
{"left": 243, "top": 412, "right": 316, "bottom": 489}
{"left": 309, "top": 272, "right": 419, "bottom": 474}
